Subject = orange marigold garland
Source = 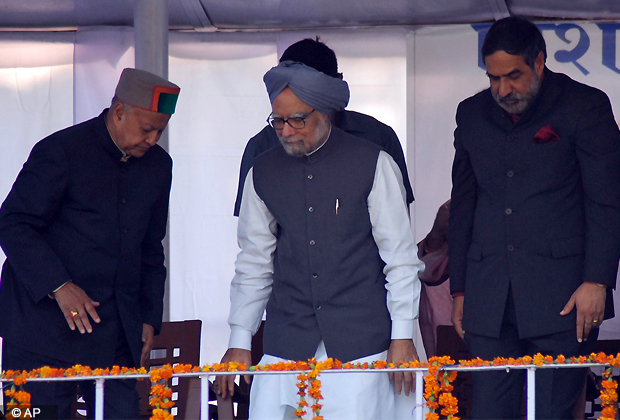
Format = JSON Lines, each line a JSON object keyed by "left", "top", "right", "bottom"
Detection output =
{"left": 308, "top": 359, "right": 324, "bottom": 420}
{"left": 295, "top": 371, "right": 309, "bottom": 419}
{"left": 149, "top": 365, "right": 175, "bottom": 420}
{"left": 4, "top": 353, "right": 620, "bottom": 420}
{"left": 600, "top": 366, "right": 618, "bottom": 420}
{"left": 424, "top": 356, "right": 459, "bottom": 420}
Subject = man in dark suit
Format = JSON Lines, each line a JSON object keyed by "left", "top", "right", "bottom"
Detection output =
{"left": 449, "top": 17, "right": 620, "bottom": 419}
{"left": 0, "top": 68, "right": 180, "bottom": 419}
{"left": 233, "top": 37, "right": 413, "bottom": 217}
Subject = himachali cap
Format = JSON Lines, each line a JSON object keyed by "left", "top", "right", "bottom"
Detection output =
{"left": 115, "top": 68, "right": 180, "bottom": 114}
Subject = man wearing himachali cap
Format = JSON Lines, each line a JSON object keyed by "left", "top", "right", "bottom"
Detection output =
{"left": 0, "top": 68, "right": 180, "bottom": 419}
{"left": 217, "top": 60, "right": 423, "bottom": 419}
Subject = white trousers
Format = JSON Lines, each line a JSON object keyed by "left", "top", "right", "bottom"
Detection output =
{"left": 249, "top": 342, "right": 418, "bottom": 420}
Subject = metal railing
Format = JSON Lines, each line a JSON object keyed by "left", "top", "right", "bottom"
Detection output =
{"left": 0, "top": 362, "right": 612, "bottom": 420}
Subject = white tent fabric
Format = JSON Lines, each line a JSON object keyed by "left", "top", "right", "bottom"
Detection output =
{"left": 0, "top": 22, "right": 619, "bottom": 366}
{"left": 167, "top": 29, "right": 408, "bottom": 364}
{"left": 0, "top": 34, "right": 74, "bottom": 224}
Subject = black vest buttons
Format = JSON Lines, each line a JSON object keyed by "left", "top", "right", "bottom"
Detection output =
{"left": 507, "top": 244, "right": 515, "bottom": 251}
{"left": 121, "top": 198, "right": 127, "bottom": 204}
{"left": 505, "top": 208, "right": 512, "bottom": 215}
{"left": 507, "top": 170, "right": 514, "bottom": 177}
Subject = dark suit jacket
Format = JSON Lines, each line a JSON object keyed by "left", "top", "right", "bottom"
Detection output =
{"left": 0, "top": 110, "right": 172, "bottom": 368}
{"left": 449, "top": 69, "right": 620, "bottom": 339}
{"left": 233, "top": 110, "right": 413, "bottom": 216}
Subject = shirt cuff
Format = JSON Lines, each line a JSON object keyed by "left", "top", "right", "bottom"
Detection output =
{"left": 48, "top": 281, "right": 70, "bottom": 299}
{"left": 391, "top": 320, "right": 414, "bottom": 340}
{"left": 228, "top": 326, "right": 253, "bottom": 351}
{"left": 584, "top": 281, "right": 606, "bottom": 288}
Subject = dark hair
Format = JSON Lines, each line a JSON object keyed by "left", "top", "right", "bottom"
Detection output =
{"left": 481, "top": 16, "right": 547, "bottom": 69}
{"left": 279, "top": 37, "right": 339, "bottom": 78}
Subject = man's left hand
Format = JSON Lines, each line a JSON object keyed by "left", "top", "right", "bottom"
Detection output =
{"left": 560, "top": 282, "right": 606, "bottom": 343}
{"left": 386, "top": 339, "right": 419, "bottom": 396}
{"left": 141, "top": 324, "right": 155, "bottom": 366}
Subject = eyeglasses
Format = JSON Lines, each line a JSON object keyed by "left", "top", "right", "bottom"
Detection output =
{"left": 267, "top": 109, "right": 315, "bottom": 130}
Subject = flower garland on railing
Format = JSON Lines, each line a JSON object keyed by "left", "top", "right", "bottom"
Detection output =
{"left": 293, "top": 358, "right": 326, "bottom": 420}
{"left": 149, "top": 364, "right": 175, "bottom": 420}
{"left": 424, "top": 356, "right": 459, "bottom": 420}
{"left": 3, "top": 370, "right": 31, "bottom": 415}
{"left": 2, "top": 352, "right": 618, "bottom": 420}
{"left": 600, "top": 366, "right": 618, "bottom": 420}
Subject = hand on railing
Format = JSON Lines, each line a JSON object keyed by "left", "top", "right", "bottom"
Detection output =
{"left": 215, "top": 348, "right": 252, "bottom": 398}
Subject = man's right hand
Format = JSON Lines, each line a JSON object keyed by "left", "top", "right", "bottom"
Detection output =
{"left": 216, "top": 348, "right": 252, "bottom": 398}
{"left": 451, "top": 295, "right": 465, "bottom": 340}
{"left": 53, "top": 282, "right": 100, "bottom": 334}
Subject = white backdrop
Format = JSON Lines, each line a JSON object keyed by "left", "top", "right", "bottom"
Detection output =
{"left": 167, "top": 29, "right": 408, "bottom": 364}
{"left": 0, "top": 23, "right": 618, "bottom": 365}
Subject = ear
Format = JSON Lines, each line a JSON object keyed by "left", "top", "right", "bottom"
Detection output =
{"left": 111, "top": 102, "right": 126, "bottom": 123}
{"left": 534, "top": 51, "right": 545, "bottom": 78}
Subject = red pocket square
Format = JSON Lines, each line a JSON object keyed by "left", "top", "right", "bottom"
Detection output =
{"left": 534, "top": 124, "right": 560, "bottom": 144}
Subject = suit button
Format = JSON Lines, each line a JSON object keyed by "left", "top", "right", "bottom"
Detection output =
{"left": 507, "top": 244, "right": 515, "bottom": 251}
{"left": 316, "top": 306, "right": 322, "bottom": 310}
{"left": 309, "top": 240, "right": 316, "bottom": 245}
{"left": 308, "top": 174, "right": 313, "bottom": 179}
{"left": 507, "top": 135, "right": 515, "bottom": 142}
{"left": 309, "top": 207, "right": 314, "bottom": 213}
{"left": 122, "top": 228, "right": 128, "bottom": 233}
{"left": 312, "top": 273, "right": 318, "bottom": 278}
{"left": 507, "top": 171, "right": 514, "bottom": 177}
{"left": 505, "top": 208, "right": 512, "bottom": 215}
{"left": 120, "top": 198, "right": 127, "bottom": 204}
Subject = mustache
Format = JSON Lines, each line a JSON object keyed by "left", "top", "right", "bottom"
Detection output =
{"left": 497, "top": 92, "right": 525, "bottom": 103}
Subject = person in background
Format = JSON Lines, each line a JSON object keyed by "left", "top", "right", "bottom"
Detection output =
{"left": 417, "top": 199, "right": 452, "bottom": 358}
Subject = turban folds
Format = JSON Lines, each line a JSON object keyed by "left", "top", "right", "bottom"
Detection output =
{"left": 263, "top": 61, "right": 350, "bottom": 114}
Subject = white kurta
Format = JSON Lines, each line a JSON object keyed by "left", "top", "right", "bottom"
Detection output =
{"left": 229, "top": 150, "right": 424, "bottom": 419}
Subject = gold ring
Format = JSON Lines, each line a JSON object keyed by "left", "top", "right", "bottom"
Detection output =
{"left": 70, "top": 311, "right": 78, "bottom": 317}
{"left": 592, "top": 320, "right": 599, "bottom": 323}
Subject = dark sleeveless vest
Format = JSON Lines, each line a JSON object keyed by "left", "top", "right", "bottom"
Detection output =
{"left": 252, "top": 127, "right": 392, "bottom": 362}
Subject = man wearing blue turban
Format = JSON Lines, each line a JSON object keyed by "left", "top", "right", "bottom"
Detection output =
{"left": 218, "top": 45, "right": 423, "bottom": 420}
{"left": 232, "top": 38, "right": 414, "bottom": 217}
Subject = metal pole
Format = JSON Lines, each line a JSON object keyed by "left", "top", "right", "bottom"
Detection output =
{"left": 133, "top": 0, "right": 169, "bottom": 80}
{"left": 201, "top": 375, "right": 211, "bottom": 419}
{"left": 527, "top": 367, "right": 536, "bottom": 419}
{"left": 415, "top": 370, "right": 425, "bottom": 420}
{"left": 133, "top": 0, "right": 172, "bottom": 321}
{"left": 95, "top": 379, "right": 105, "bottom": 420}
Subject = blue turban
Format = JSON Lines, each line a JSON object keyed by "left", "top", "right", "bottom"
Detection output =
{"left": 263, "top": 61, "right": 350, "bottom": 114}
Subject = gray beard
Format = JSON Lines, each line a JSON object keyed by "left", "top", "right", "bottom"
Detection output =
{"left": 279, "top": 118, "right": 330, "bottom": 157}
{"left": 493, "top": 71, "right": 541, "bottom": 115}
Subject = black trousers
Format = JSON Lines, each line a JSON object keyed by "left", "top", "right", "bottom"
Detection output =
{"left": 465, "top": 290, "right": 597, "bottom": 420}
{"left": 2, "top": 334, "right": 139, "bottom": 420}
